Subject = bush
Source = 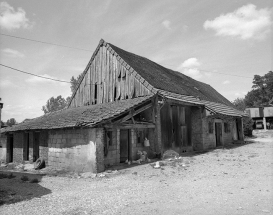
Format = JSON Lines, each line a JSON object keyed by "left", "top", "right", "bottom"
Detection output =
{"left": 20, "top": 175, "right": 29, "bottom": 182}
{"left": 7, "top": 173, "right": 15, "bottom": 179}
{"left": 243, "top": 116, "right": 254, "bottom": 136}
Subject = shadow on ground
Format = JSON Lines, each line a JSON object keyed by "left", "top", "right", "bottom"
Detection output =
{"left": 0, "top": 171, "right": 51, "bottom": 206}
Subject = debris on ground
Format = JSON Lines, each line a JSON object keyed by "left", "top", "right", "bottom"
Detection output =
{"left": 162, "top": 150, "right": 179, "bottom": 160}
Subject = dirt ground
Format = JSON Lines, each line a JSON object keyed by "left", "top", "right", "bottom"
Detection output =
{"left": 0, "top": 130, "right": 272, "bottom": 215}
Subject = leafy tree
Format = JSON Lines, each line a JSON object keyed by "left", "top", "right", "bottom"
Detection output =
{"left": 70, "top": 72, "right": 84, "bottom": 94}
{"left": 233, "top": 98, "right": 246, "bottom": 111}
{"left": 6, "top": 118, "right": 17, "bottom": 127}
{"left": 245, "top": 71, "right": 273, "bottom": 107}
{"left": 1, "top": 120, "right": 4, "bottom": 127}
{"left": 42, "top": 95, "right": 68, "bottom": 114}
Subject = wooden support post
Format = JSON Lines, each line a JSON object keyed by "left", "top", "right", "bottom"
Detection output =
{"left": 154, "top": 95, "right": 162, "bottom": 154}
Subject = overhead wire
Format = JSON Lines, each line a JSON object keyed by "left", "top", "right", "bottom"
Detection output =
{"left": 0, "top": 33, "right": 254, "bottom": 79}
{"left": 0, "top": 33, "right": 92, "bottom": 52}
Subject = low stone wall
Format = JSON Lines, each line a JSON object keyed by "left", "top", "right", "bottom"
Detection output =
{"left": 47, "top": 128, "right": 100, "bottom": 173}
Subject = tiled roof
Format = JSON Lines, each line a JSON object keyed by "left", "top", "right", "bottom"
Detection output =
{"left": 108, "top": 43, "right": 234, "bottom": 107}
{"left": 160, "top": 90, "right": 247, "bottom": 117}
{"left": 1, "top": 95, "right": 153, "bottom": 133}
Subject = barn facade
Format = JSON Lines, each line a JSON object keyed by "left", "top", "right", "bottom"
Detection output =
{"left": 1, "top": 39, "right": 246, "bottom": 173}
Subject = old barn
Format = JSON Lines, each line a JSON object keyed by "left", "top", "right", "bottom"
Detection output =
{"left": 1, "top": 39, "right": 246, "bottom": 173}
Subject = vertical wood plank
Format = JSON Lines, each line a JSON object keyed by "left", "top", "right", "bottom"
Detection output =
{"left": 112, "top": 55, "right": 117, "bottom": 101}
{"left": 109, "top": 53, "right": 113, "bottom": 102}
{"left": 101, "top": 46, "right": 105, "bottom": 103}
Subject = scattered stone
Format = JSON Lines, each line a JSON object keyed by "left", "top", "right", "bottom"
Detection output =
{"left": 162, "top": 150, "right": 179, "bottom": 160}
{"left": 81, "top": 172, "right": 97, "bottom": 179}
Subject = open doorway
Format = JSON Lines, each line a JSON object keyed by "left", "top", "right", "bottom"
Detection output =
{"left": 120, "top": 129, "right": 131, "bottom": 163}
{"left": 23, "top": 133, "right": 29, "bottom": 161}
{"left": 215, "top": 122, "right": 222, "bottom": 146}
{"left": 7, "top": 134, "right": 13, "bottom": 162}
{"left": 33, "top": 132, "right": 40, "bottom": 162}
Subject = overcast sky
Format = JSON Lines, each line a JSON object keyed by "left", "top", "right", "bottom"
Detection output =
{"left": 0, "top": 0, "right": 272, "bottom": 122}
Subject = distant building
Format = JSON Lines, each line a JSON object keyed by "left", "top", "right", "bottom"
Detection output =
{"left": 245, "top": 107, "right": 273, "bottom": 130}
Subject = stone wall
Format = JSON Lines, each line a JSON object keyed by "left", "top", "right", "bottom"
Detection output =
{"left": 202, "top": 118, "right": 235, "bottom": 150}
{"left": 95, "top": 128, "right": 105, "bottom": 173}
{"left": 202, "top": 118, "right": 217, "bottom": 149}
{"left": 47, "top": 128, "right": 99, "bottom": 173}
{"left": 104, "top": 129, "right": 119, "bottom": 167}
{"left": 0, "top": 135, "right": 7, "bottom": 162}
{"left": 191, "top": 107, "right": 203, "bottom": 151}
{"left": 39, "top": 131, "right": 49, "bottom": 164}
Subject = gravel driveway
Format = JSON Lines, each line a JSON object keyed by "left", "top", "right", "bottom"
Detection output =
{"left": 0, "top": 131, "right": 272, "bottom": 215}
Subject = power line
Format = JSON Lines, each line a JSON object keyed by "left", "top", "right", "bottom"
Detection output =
{"left": 0, "top": 64, "right": 71, "bottom": 83}
{"left": 0, "top": 64, "right": 103, "bottom": 85}
{"left": 0, "top": 33, "right": 92, "bottom": 52}
{"left": 0, "top": 33, "right": 253, "bottom": 79}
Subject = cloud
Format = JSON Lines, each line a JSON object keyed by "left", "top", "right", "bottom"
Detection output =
{"left": 203, "top": 4, "right": 272, "bottom": 40}
{"left": 1, "top": 48, "right": 25, "bottom": 58}
{"left": 0, "top": 79, "right": 18, "bottom": 88}
{"left": 180, "top": 58, "right": 201, "bottom": 68}
{"left": 177, "top": 58, "right": 203, "bottom": 79}
{"left": 0, "top": 2, "right": 33, "bottom": 30}
{"left": 162, "top": 20, "right": 171, "bottom": 30}
{"left": 235, "top": 92, "right": 247, "bottom": 96}
{"left": 222, "top": 80, "right": 230, "bottom": 84}
{"left": 25, "top": 74, "right": 69, "bottom": 86}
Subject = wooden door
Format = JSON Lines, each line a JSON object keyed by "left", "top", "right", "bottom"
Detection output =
{"left": 120, "top": 130, "right": 130, "bottom": 162}
{"left": 215, "top": 123, "right": 222, "bottom": 146}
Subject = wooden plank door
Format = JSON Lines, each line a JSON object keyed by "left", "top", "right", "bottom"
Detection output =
{"left": 215, "top": 123, "right": 222, "bottom": 146}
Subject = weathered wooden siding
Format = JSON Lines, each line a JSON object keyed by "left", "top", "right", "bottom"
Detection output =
{"left": 160, "top": 103, "right": 191, "bottom": 152}
{"left": 70, "top": 45, "right": 152, "bottom": 108}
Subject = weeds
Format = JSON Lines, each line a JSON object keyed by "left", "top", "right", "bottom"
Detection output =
{"left": 20, "top": 175, "right": 29, "bottom": 182}
{"left": 30, "top": 178, "right": 39, "bottom": 183}
{"left": 0, "top": 173, "right": 8, "bottom": 179}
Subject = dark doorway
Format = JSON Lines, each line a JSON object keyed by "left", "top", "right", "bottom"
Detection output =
{"left": 33, "top": 132, "right": 40, "bottom": 162}
{"left": 120, "top": 130, "right": 131, "bottom": 163}
{"left": 8, "top": 134, "right": 13, "bottom": 162}
{"left": 215, "top": 123, "right": 222, "bottom": 146}
{"left": 23, "top": 133, "right": 29, "bottom": 161}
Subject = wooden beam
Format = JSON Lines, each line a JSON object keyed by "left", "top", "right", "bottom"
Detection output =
{"left": 116, "top": 102, "right": 152, "bottom": 123}
{"left": 104, "top": 123, "right": 155, "bottom": 129}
